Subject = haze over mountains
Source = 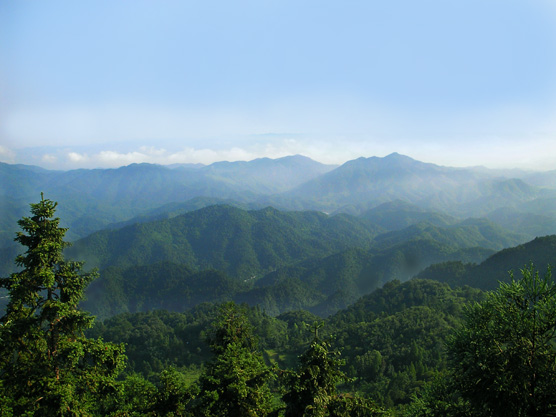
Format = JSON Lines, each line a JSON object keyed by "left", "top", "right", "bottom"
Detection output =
{"left": 2, "top": 152, "right": 556, "bottom": 249}
{"left": 2, "top": 152, "right": 556, "bottom": 318}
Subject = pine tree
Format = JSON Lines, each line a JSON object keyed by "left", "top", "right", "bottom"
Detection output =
{"left": 282, "top": 324, "right": 346, "bottom": 417}
{"left": 282, "top": 322, "right": 383, "bottom": 417}
{"left": 0, "top": 195, "right": 126, "bottom": 416}
{"left": 448, "top": 264, "right": 556, "bottom": 417}
{"left": 192, "top": 302, "right": 274, "bottom": 417}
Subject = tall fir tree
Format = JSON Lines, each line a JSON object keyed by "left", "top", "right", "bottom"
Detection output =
{"left": 447, "top": 264, "right": 556, "bottom": 417}
{"left": 192, "top": 302, "right": 275, "bottom": 417}
{"left": 0, "top": 195, "right": 126, "bottom": 416}
{"left": 282, "top": 323, "right": 383, "bottom": 417}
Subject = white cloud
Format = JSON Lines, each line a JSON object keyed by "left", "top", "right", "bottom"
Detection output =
{"left": 0, "top": 145, "right": 16, "bottom": 162}
{"left": 67, "top": 152, "right": 88, "bottom": 162}
{"left": 3, "top": 96, "right": 556, "bottom": 170}
{"left": 41, "top": 154, "right": 58, "bottom": 164}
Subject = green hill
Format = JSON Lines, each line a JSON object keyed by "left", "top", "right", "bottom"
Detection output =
{"left": 66, "top": 205, "right": 382, "bottom": 279}
{"left": 371, "top": 217, "right": 527, "bottom": 251}
{"left": 81, "top": 262, "right": 242, "bottom": 319}
{"left": 89, "top": 279, "right": 485, "bottom": 408}
{"left": 359, "top": 200, "right": 458, "bottom": 231}
{"left": 246, "top": 238, "right": 492, "bottom": 316}
{"left": 417, "top": 235, "right": 556, "bottom": 290}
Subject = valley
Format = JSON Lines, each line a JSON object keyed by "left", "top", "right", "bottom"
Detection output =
{"left": 1, "top": 153, "right": 556, "bottom": 415}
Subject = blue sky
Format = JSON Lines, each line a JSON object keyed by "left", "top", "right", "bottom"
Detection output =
{"left": 1, "top": 0, "right": 556, "bottom": 169}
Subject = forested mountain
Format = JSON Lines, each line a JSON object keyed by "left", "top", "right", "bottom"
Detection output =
{"left": 3, "top": 182, "right": 556, "bottom": 415}
{"left": 77, "top": 221, "right": 543, "bottom": 320}
{"left": 65, "top": 205, "right": 382, "bottom": 279}
{"left": 81, "top": 236, "right": 492, "bottom": 319}
{"left": 265, "top": 153, "right": 555, "bottom": 216}
{"left": 81, "top": 263, "right": 242, "bottom": 319}
{"left": 242, "top": 239, "right": 491, "bottom": 316}
{"left": 77, "top": 201, "right": 532, "bottom": 319}
{"left": 0, "top": 156, "right": 334, "bottom": 247}
{"left": 88, "top": 279, "right": 485, "bottom": 410}
{"left": 2, "top": 153, "right": 555, "bottom": 252}
{"left": 417, "top": 234, "right": 556, "bottom": 290}
{"left": 44, "top": 202, "right": 534, "bottom": 318}
{"left": 370, "top": 217, "right": 526, "bottom": 250}
{"left": 359, "top": 200, "right": 458, "bottom": 231}
{"left": 66, "top": 199, "right": 528, "bottom": 318}
{"left": 0, "top": 196, "right": 539, "bottom": 318}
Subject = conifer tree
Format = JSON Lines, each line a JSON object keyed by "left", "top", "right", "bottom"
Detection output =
{"left": 282, "top": 323, "right": 346, "bottom": 417}
{"left": 282, "top": 323, "right": 383, "bottom": 417}
{"left": 448, "top": 264, "right": 556, "bottom": 417}
{"left": 192, "top": 302, "right": 274, "bottom": 417}
{"left": 0, "top": 195, "right": 126, "bottom": 416}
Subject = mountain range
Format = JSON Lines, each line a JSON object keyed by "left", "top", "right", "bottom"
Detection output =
{"left": 2, "top": 152, "right": 556, "bottom": 318}
{"left": 3, "top": 153, "right": 556, "bottom": 251}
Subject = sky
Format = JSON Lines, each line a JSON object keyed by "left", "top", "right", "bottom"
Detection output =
{"left": 1, "top": 0, "right": 556, "bottom": 170}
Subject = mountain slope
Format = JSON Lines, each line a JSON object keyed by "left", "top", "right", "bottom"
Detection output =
{"left": 199, "top": 155, "right": 336, "bottom": 194}
{"left": 417, "top": 235, "right": 556, "bottom": 290}
{"left": 359, "top": 200, "right": 458, "bottom": 231}
{"left": 81, "top": 262, "right": 241, "bottom": 319}
{"left": 0, "top": 156, "right": 334, "bottom": 246}
{"left": 247, "top": 237, "right": 493, "bottom": 316}
{"left": 268, "top": 153, "right": 547, "bottom": 216}
{"left": 371, "top": 217, "right": 527, "bottom": 251}
{"left": 66, "top": 205, "right": 382, "bottom": 279}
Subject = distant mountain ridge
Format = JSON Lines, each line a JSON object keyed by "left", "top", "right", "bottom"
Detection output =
{"left": 0, "top": 155, "right": 334, "bottom": 246}
{"left": 268, "top": 153, "right": 554, "bottom": 216}
{"left": 2, "top": 152, "right": 555, "bottom": 251}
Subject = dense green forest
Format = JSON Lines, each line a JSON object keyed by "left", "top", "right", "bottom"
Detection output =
{"left": 2, "top": 196, "right": 556, "bottom": 416}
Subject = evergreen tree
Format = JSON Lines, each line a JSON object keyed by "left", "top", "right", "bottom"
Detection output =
{"left": 448, "top": 264, "right": 556, "bottom": 417}
{"left": 192, "top": 302, "right": 274, "bottom": 417}
{"left": 0, "top": 195, "right": 126, "bottom": 416}
{"left": 282, "top": 323, "right": 383, "bottom": 417}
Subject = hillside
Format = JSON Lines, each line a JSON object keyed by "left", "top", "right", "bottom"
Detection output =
{"left": 75, "top": 205, "right": 505, "bottom": 319}
{"left": 247, "top": 238, "right": 492, "bottom": 316}
{"left": 81, "top": 262, "right": 242, "bottom": 319}
{"left": 66, "top": 205, "right": 382, "bottom": 279}
{"left": 359, "top": 200, "right": 458, "bottom": 231}
{"left": 89, "top": 279, "right": 485, "bottom": 408}
{"left": 0, "top": 156, "right": 334, "bottom": 247}
{"left": 2, "top": 153, "right": 555, "bottom": 252}
{"left": 266, "top": 153, "right": 551, "bottom": 216}
{"left": 417, "top": 234, "right": 556, "bottom": 290}
{"left": 371, "top": 217, "right": 527, "bottom": 251}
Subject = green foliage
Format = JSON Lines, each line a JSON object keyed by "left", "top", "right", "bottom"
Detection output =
{"left": 448, "top": 264, "right": 556, "bottom": 417}
{"left": 67, "top": 205, "right": 380, "bottom": 280}
{"left": 404, "top": 376, "right": 475, "bottom": 417}
{"left": 282, "top": 331, "right": 348, "bottom": 417}
{"left": 151, "top": 368, "right": 198, "bottom": 417}
{"left": 192, "top": 302, "right": 275, "bottom": 416}
{"left": 113, "top": 374, "right": 158, "bottom": 416}
{"left": 419, "top": 235, "right": 556, "bottom": 290}
{"left": 0, "top": 196, "right": 126, "bottom": 416}
{"left": 327, "top": 279, "right": 484, "bottom": 408}
{"left": 90, "top": 280, "right": 485, "bottom": 412}
{"left": 82, "top": 262, "right": 240, "bottom": 319}
{"left": 327, "top": 394, "right": 385, "bottom": 417}
{"left": 282, "top": 329, "right": 384, "bottom": 417}
{"left": 88, "top": 303, "right": 290, "bottom": 378}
